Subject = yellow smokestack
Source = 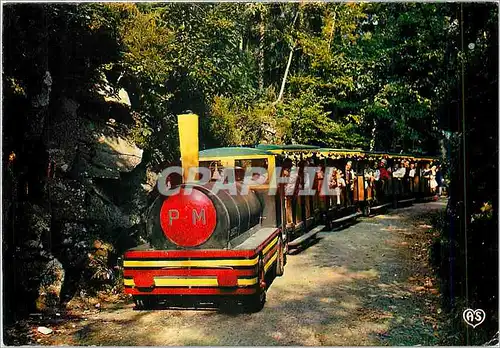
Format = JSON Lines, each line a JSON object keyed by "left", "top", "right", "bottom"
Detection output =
{"left": 177, "top": 113, "right": 199, "bottom": 183}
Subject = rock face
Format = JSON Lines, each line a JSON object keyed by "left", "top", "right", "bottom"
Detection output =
{"left": 89, "top": 132, "right": 143, "bottom": 178}
{"left": 17, "top": 91, "right": 149, "bottom": 311}
{"left": 96, "top": 72, "right": 132, "bottom": 107}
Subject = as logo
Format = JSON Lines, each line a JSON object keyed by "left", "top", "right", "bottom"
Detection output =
{"left": 463, "top": 308, "right": 486, "bottom": 328}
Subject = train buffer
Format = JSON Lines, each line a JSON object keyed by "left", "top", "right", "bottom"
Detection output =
{"left": 288, "top": 225, "right": 325, "bottom": 248}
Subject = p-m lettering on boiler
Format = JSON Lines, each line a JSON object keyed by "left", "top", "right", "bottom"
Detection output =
{"left": 192, "top": 209, "right": 206, "bottom": 225}
{"left": 168, "top": 209, "right": 179, "bottom": 225}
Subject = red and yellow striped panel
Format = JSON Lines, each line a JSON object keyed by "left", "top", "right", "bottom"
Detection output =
{"left": 123, "top": 229, "right": 281, "bottom": 295}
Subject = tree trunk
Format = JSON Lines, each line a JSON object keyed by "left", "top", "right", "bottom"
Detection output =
{"left": 369, "top": 120, "right": 377, "bottom": 151}
{"left": 328, "top": 9, "right": 337, "bottom": 50}
{"left": 258, "top": 12, "right": 265, "bottom": 91}
{"left": 274, "top": 10, "right": 300, "bottom": 105}
{"left": 275, "top": 46, "right": 294, "bottom": 104}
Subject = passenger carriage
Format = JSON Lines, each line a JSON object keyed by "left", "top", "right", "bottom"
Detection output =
{"left": 255, "top": 144, "right": 326, "bottom": 249}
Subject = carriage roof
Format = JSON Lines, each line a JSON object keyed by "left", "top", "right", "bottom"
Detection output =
{"left": 199, "top": 147, "right": 275, "bottom": 160}
{"left": 199, "top": 146, "right": 438, "bottom": 162}
{"left": 256, "top": 144, "right": 320, "bottom": 151}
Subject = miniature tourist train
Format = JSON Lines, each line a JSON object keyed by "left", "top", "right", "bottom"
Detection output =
{"left": 123, "top": 113, "right": 438, "bottom": 312}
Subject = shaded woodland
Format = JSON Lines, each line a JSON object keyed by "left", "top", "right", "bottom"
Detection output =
{"left": 2, "top": 3, "right": 498, "bottom": 344}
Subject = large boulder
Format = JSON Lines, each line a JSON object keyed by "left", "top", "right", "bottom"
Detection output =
{"left": 85, "top": 188, "right": 132, "bottom": 229}
{"left": 96, "top": 72, "right": 131, "bottom": 108}
{"left": 46, "top": 97, "right": 87, "bottom": 172}
{"left": 69, "top": 125, "right": 143, "bottom": 180}
{"left": 91, "top": 132, "right": 143, "bottom": 176}
{"left": 46, "top": 95, "right": 142, "bottom": 180}
{"left": 5, "top": 203, "right": 54, "bottom": 314}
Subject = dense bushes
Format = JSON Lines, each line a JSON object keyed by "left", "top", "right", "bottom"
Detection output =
{"left": 430, "top": 3, "right": 498, "bottom": 344}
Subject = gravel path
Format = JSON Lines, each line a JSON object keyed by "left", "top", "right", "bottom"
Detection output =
{"left": 22, "top": 200, "right": 447, "bottom": 346}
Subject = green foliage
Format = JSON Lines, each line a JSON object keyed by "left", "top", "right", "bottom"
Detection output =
{"left": 277, "top": 90, "right": 331, "bottom": 145}
{"left": 207, "top": 95, "right": 285, "bottom": 147}
{"left": 6, "top": 2, "right": 485, "bottom": 158}
{"left": 52, "top": 2, "right": 468, "bottom": 155}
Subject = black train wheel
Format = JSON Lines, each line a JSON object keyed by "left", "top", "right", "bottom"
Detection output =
{"left": 133, "top": 295, "right": 158, "bottom": 310}
{"left": 363, "top": 204, "right": 371, "bottom": 217}
{"left": 275, "top": 237, "right": 285, "bottom": 277}
{"left": 243, "top": 257, "right": 266, "bottom": 313}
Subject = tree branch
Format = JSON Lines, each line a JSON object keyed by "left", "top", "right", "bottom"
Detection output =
{"left": 273, "top": 9, "right": 300, "bottom": 105}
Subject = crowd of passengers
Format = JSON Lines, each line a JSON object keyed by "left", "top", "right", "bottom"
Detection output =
{"left": 186, "top": 157, "right": 445, "bottom": 206}
{"left": 280, "top": 158, "right": 445, "bottom": 207}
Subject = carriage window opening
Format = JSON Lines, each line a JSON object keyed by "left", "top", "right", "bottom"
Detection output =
{"left": 234, "top": 158, "right": 270, "bottom": 184}
{"left": 199, "top": 160, "right": 225, "bottom": 181}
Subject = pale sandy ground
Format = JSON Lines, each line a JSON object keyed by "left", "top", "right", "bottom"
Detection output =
{"left": 22, "top": 200, "right": 447, "bottom": 346}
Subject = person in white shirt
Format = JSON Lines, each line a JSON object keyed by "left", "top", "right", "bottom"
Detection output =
{"left": 285, "top": 167, "right": 299, "bottom": 196}
{"left": 363, "top": 164, "right": 374, "bottom": 190}
{"left": 430, "top": 165, "right": 438, "bottom": 193}
{"left": 281, "top": 158, "right": 295, "bottom": 226}
{"left": 328, "top": 167, "right": 343, "bottom": 206}
{"left": 408, "top": 162, "right": 416, "bottom": 192}
{"left": 344, "top": 161, "right": 356, "bottom": 206}
{"left": 336, "top": 171, "right": 346, "bottom": 205}
{"left": 303, "top": 160, "right": 312, "bottom": 192}
{"left": 391, "top": 163, "right": 405, "bottom": 196}
{"left": 392, "top": 163, "right": 406, "bottom": 178}
{"left": 408, "top": 162, "right": 416, "bottom": 178}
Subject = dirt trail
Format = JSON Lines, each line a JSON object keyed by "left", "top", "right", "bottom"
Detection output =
{"left": 12, "top": 200, "right": 447, "bottom": 346}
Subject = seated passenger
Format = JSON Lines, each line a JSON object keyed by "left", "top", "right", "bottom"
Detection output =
{"left": 335, "top": 170, "right": 346, "bottom": 206}
{"left": 301, "top": 159, "right": 312, "bottom": 192}
{"left": 281, "top": 158, "right": 295, "bottom": 225}
{"left": 423, "top": 163, "right": 432, "bottom": 178}
{"left": 344, "top": 161, "right": 355, "bottom": 206}
{"left": 408, "top": 162, "right": 416, "bottom": 192}
{"left": 430, "top": 165, "right": 438, "bottom": 194}
{"left": 392, "top": 163, "right": 406, "bottom": 179}
{"left": 409, "top": 162, "right": 416, "bottom": 178}
{"left": 421, "top": 163, "right": 432, "bottom": 193}
{"left": 252, "top": 172, "right": 268, "bottom": 185}
{"left": 374, "top": 166, "right": 380, "bottom": 182}
{"left": 364, "top": 164, "right": 374, "bottom": 189}
{"left": 436, "top": 165, "right": 444, "bottom": 196}
{"left": 328, "top": 168, "right": 340, "bottom": 205}
{"left": 402, "top": 160, "right": 410, "bottom": 193}
{"left": 379, "top": 159, "right": 390, "bottom": 181}
{"left": 376, "top": 159, "right": 390, "bottom": 200}
{"left": 392, "top": 163, "right": 405, "bottom": 196}
{"left": 235, "top": 166, "right": 246, "bottom": 182}
{"left": 285, "top": 163, "right": 300, "bottom": 196}
{"left": 211, "top": 168, "right": 223, "bottom": 181}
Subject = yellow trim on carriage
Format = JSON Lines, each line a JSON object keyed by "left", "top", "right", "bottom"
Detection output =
{"left": 264, "top": 252, "right": 278, "bottom": 272}
{"left": 124, "top": 277, "right": 258, "bottom": 287}
{"left": 123, "top": 256, "right": 259, "bottom": 268}
{"left": 262, "top": 236, "right": 278, "bottom": 255}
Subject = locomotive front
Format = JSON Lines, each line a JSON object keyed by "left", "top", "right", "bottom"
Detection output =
{"left": 122, "top": 113, "right": 283, "bottom": 311}
{"left": 147, "top": 182, "right": 263, "bottom": 250}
